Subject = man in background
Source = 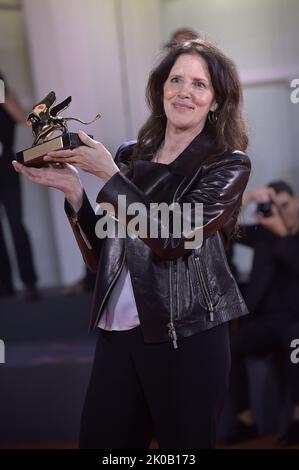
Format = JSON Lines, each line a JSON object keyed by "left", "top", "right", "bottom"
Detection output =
{"left": 227, "top": 181, "right": 299, "bottom": 446}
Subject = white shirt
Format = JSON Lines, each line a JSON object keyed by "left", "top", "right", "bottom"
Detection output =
{"left": 98, "top": 257, "right": 140, "bottom": 331}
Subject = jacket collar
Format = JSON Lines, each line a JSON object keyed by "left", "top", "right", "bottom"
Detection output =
{"left": 167, "top": 123, "right": 218, "bottom": 177}
{"left": 132, "top": 123, "right": 219, "bottom": 179}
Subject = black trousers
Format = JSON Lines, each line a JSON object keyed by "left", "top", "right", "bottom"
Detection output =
{"left": 79, "top": 323, "right": 230, "bottom": 449}
{"left": 230, "top": 314, "right": 299, "bottom": 413}
{"left": 0, "top": 166, "right": 37, "bottom": 288}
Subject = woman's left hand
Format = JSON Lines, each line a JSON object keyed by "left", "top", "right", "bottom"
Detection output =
{"left": 43, "top": 130, "right": 119, "bottom": 183}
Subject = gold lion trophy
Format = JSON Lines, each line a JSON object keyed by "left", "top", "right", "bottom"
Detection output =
{"left": 16, "top": 91, "right": 100, "bottom": 167}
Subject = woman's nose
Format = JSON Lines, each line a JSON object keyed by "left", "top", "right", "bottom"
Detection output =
{"left": 178, "top": 82, "right": 191, "bottom": 98}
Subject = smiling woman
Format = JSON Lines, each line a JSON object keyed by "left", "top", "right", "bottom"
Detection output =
{"left": 163, "top": 54, "right": 217, "bottom": 133}
{"left": 13, "top": 39, "right": 251, "bottom": 449}
{"left": 132, "top": 39, "right": 248, "bottom": 167}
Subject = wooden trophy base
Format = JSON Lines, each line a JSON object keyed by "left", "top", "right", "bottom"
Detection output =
{"left": 16, "top": 132, "right": 90, "bottom": 167}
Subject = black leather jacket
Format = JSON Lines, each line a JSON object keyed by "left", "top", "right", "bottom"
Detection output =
{"left": 65, "top": 129, "right": 251, "bottom": 347}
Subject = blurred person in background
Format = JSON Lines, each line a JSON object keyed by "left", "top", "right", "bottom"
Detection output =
{"left": 0, "top": 71, "right": 39, "bottom": 301}
{"left": 163, "top": 27, "right": 200, "bottom": 50}
{"left": 227, "top": 181, "right": 299, "bottom": 446}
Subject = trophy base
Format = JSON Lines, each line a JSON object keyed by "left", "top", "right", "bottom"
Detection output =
{"left": 16, "top": 132, "right": 91, "bottom": 167}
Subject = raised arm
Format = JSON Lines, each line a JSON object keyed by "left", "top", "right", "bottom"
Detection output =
{"left": 96, "top": 152, "right": 251, "bottom": 259}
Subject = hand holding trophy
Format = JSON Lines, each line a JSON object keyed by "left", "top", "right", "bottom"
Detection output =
{"left": 16, "top": 91, "right": 100, "bottom": 167}
{"left": 13, "top": 92, "right": 120, "bottom": 212}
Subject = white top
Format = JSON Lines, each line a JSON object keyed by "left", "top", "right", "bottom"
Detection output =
{"left": 98, "top": 257, "right": 140, "bottom": 331}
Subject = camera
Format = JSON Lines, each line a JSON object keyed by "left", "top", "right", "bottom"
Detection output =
{"left": 256, "top": 201, "right": 273, "bottom": 217}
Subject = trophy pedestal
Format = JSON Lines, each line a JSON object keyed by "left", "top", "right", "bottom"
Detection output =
{"left": 16, "top": 132, "right": 89, "bottom": 167}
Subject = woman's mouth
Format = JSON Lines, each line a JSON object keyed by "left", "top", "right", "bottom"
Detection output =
{"left": 172, "top": 102, "right": 194, "bottom": 110}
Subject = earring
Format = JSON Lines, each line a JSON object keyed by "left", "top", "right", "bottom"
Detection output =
{"left": 208, "top": 110, "right": 218, "bottom": 125}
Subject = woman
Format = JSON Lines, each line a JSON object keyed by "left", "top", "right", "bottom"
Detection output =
{"left": 13, "top": 39, "right": 251, "bottom": 449}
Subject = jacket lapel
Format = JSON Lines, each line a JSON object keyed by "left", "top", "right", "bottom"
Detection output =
{"left": 119, "top": 125, "right": 219, "bottom": 203}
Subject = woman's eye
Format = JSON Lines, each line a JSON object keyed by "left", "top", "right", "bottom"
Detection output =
{"left": 170, "top": 77, "right": 181, "bottom": 84}
{"left": 194, "top": 81, "right": 206, "bottom": 88}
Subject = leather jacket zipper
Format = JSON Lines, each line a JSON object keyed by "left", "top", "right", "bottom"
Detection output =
{"left": 167, "top": 182, "right": 187, "bottom": 350}
{"left": 194, "top": 256, "right": 214, "bottom": 322}
{"left": 168, "top": 259, "right": 178, "bottom": 349}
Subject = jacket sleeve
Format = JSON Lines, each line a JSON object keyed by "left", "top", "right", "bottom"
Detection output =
{"left": 64, "top": 142, "right": 136, "bottom": 272}
{"left": 96, "top": 152, "right": 251, "bottom": 259}
{"left": 64, "top": 191, "right": 102, "bottom": 272}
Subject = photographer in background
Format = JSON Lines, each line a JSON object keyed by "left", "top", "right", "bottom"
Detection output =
{"left": 227, "top": 181, "right": 299, "bottom": 446}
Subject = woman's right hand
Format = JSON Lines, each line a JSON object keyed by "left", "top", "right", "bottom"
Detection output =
{"left": 12, "top": 160, "right": 84, "bottom": 212}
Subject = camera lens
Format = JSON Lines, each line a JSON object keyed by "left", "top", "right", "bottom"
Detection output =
{"left": 256, "top": 201, "right": 272, "bottom": 217}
